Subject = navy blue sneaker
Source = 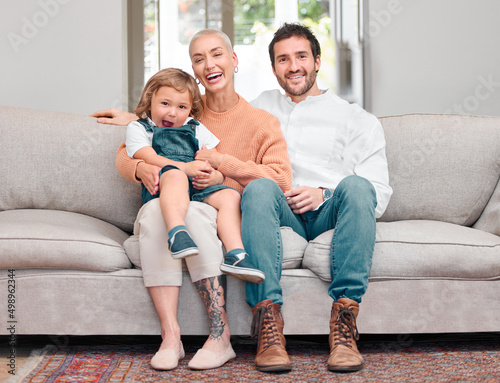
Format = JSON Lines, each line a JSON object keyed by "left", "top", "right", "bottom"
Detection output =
{"left": 168, "top": 227, "right": 199, "bottom": 259}
{"left": 220, "top": 249, "right": 265, "bottom": 284}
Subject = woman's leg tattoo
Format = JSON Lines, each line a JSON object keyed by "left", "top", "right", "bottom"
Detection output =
{"left": 194, "top": 275, "right": 227, "bottom": 341}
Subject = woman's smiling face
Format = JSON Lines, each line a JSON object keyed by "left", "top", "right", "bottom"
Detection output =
{"left": 189, "top": 33, "right": 238, "bottom": 94}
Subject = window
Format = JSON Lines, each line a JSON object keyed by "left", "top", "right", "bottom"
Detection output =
{"left": 135, "top": 0, "right": 364, "bottom": 107}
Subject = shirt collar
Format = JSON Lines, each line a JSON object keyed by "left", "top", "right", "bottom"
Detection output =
{"left": 285, "top": 89, "right": 331, "bottom": 105}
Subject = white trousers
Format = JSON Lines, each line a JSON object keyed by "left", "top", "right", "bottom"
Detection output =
{"left": 134, "top": 199, "right": 223, "bottom": 287}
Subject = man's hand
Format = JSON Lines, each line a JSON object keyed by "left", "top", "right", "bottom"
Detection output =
{"left": 137, "top": 162, "right": 161, "bottom": 195}
{"left": 195, "top": 145, "right": 224, "bottom": 169}
{"left": 90, "top": 108, "right": 138, "bottom": 126}
{"left": 192, "top": 170, "right": 224, "bottom": 190}
{"left": 284, "top": 186, "right": 324, "bottom": 214}
{"left": 180, "top": 160, "right": 214, "bottom": 178}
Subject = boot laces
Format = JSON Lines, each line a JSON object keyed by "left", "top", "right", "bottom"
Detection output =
{"left": 333, "top": 307, "right": 359, "bottom": 348}
{"left": 251, "top": 305, "right": 282, "bottom": 351}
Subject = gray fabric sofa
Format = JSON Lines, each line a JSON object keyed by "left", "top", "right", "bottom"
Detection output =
{"left": 1, "top": 105, "right": 499, "bottom": 337}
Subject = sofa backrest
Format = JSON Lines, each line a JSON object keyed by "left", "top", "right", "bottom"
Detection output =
{"left": 0, "top": 106, "right": 142, "bottom": 233}
{"left": 3, "top": 107, "right": 500, "bottom": 233}
{"left": 379, "top": 113, "right": 500, "bottom": 227}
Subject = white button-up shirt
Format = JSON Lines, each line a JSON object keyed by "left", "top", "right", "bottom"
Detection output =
{"left": 251, "top": 89, "right": 392, "bottom": 218}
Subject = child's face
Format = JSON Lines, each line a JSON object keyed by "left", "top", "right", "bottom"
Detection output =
{"left": 150, "top": 86, "right": 192, "bottom": 128}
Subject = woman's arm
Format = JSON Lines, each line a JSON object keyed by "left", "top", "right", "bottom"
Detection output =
{"left": 116, "top": 143, "right": 162, "bottom": 195}
{"left": 195, "top": 115, "right": 292, "bottom": 192}
{"left": 116, "top": 143, "right": 143, "bottom": 183}
{"left": 192, "top": 169, "right": 225, "bottom": 190}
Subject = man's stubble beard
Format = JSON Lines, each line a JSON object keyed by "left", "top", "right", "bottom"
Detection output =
{"left": 277, "top": 68, "right": 317, "bottom": 97}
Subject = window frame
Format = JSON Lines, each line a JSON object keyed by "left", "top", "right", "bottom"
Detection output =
{"left": 127, "top": 0, "right": 367, "bottom": 111}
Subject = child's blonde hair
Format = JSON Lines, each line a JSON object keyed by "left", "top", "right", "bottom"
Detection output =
{"left": 135, "top": 68, "right": 203, "bottom": 121}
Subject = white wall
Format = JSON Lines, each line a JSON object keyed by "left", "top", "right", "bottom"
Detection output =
{"left": 366, "top": 0, "right": 500, "bottom": 117}
{"left": 0, "top": 0, "right": 127, "bottom": 115}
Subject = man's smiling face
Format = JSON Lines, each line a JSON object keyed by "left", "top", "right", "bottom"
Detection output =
{"left": 272, "top": 36, "right": 321, "bottom": 102}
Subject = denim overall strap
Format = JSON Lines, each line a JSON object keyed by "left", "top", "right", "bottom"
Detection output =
{"left": 186, "top": 118, "right": 200, "bottom": 127}
{"left": 137, "top": 118, "right": 154, "bottom": 132}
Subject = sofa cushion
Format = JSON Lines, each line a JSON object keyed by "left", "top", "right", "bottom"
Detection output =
{"left": 0, "top": 209, "right": 132, "bottom": 271}
{"left": 124, "top": 226, "right": 308, "bottom": 270}
{"left": 379, "top": 114, "right": 500, "bottom": 226}
{"left": 0, "top": 106, "right": 142, "bottom": 233}
{"left": 303, "top": 220, "right": 500, "bottom": 282}
{"left": 473, "top": 177, "right": 500, "bottom": 237}
{"left": 281, "top": 226, "right": 308, "bottom": 268}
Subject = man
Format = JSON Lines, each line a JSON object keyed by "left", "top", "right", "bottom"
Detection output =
{"left": 236, "top": 22, "right": 392, "bottom": 373}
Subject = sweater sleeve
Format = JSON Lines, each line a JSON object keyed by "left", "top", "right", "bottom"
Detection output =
{"left": 115, "top": 142, "right": 143, "bottom": 183}
{"left": 217, "top": 115, "right": 292, "bottom": 192}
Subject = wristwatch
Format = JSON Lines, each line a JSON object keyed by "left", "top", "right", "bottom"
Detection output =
{"left": 320, "top": 187, "right": 334, "bottom": 201}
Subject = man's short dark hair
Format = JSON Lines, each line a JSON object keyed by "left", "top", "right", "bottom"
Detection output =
{"left": 268, "top": 22, "right": 321, "bottom": 69}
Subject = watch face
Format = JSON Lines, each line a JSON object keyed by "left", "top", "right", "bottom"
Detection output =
{"left": 323, "top": 188, "right": 333, "bottom": 200}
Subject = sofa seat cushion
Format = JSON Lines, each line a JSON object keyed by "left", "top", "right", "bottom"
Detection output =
{"left": 124, "top": 226, "right": 308, "bottom": 270}
{"left": 0, "top": 209, "right": 132, "bottom": 271}
{"left": 302, "top": 220, "right": 500, "bottom": 282}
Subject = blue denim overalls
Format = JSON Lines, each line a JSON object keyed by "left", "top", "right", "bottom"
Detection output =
{"left": 137, "top": 118, "right": 232, "bottom": 204}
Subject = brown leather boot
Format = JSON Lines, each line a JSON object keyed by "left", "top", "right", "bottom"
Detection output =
{"left": 327, "top": 298, "right": 363, "bottom": 372}
{"left": 251, "top": 299, "right": 292, "bottom": 372}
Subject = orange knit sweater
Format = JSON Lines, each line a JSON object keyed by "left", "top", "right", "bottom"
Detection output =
{"left": 116, "top": 95, "right": 292, "bottom": 194}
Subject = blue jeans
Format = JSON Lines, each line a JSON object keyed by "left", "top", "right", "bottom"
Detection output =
{"left": 241, "top": 176, "right": 377, "bottom": 308}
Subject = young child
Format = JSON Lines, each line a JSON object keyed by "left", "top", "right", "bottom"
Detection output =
{"left": 126, "top": 68, "right": 264, "bottom": 284}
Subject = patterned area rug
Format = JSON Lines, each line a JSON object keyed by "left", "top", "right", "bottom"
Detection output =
{"left": 11, "top": 338, "right": 500, "bottom": 382}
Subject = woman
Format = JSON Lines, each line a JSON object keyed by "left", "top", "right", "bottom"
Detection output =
{"left": 92, "top": 29, "right": 291, "bottom": 370}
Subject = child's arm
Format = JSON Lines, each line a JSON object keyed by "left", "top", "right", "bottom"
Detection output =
{"left": 134, "top": 147, "right": 214, "bottom": 179}
{"left": 133, "top": 146, "right": 171, "bottom": 168}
